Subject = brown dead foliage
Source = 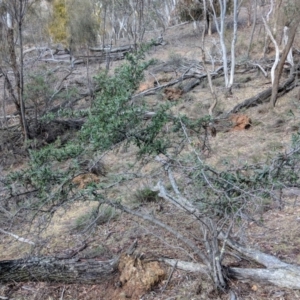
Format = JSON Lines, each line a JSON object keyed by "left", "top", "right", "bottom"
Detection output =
{"left": 230, "top": 114, "right": 252, "bottom": 131}
{"left": 72, "top": 173, "right": 99, "bottom": 189}
{"left": 164, "top": 87, "right": 183, "bottom": 100}
{"left": 112, "top": 254, "right": 166, "bottom": 300}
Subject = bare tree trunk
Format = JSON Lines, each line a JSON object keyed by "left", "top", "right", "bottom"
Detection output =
{"left": 271, "top": 21, "right": 300, "bottom": 107}
{"left": 7, "top": 27, "right": 28, "bottom": 140}
{"left": 17, "top": 1, "right": 29, "bottom": 141}
{"left": 209, "top": 0, "right": 229, "bottom": 87}
{"left": 161, "top": 231, "right": 300, "bottom": 290}
{"left": 228, "top": 0, "right": 238, "bottom": 91}
{"left": 137, "top": 0, "right": 145, "bottom": 43}
{"left": 202, "top": 0, "right": 209, "bottom": 35}
{"left": 2, "top": 80, "right": 8, "bottom": 128}
{"left": 102, "top": 2, "right": 108, "bottom": 48}
{"left": 200, "top": 13, "right": 218, "bottom": 116}
{"left": 163, "top": 250, "right": 300, "bottom": 290}
{"left": 246, "top": 0, "right": 257, "bottom": 59}
{"left": 85, "top": 45, "right": 93, "bottom": 98}
{"left": 271, "top": 0, "right": 282, "bottom": 41}
{"left": 5, "top": 2, "right": 30, "bottom": 141}
{"left": 262, "top": 17, "right": 280, "bottom": 84}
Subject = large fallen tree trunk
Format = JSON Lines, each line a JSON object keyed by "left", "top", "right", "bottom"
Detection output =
{"left": 149, "top": 176, "right": 300, "bottom": 290}
{"left": 161, "top": 235, "right": 300, "bottom": 290}
{"left": 228, "top": 73, "right": 297, "bottom": 114}
{"left": 133, "top": 66, "right": 224, "bottom": 99}
{"left": 89, "top": 44, "right": 134, "bottom": 53}
{"left": 0, "top": 256, "right": 118, "bottom": 284}
{"left": 2, "top": 241, "right": 300, "bottom": 289}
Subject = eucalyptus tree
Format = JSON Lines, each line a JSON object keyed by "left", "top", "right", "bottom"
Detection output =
{"left": 261, "top": 0, "right": 300, "bottom": 107}
{"left": 207, "top": 0, "right": 239, "bottom": 91}
{"left": 0, "top": 0, "right": 31, "bottom": 141}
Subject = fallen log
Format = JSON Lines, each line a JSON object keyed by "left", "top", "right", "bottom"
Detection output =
{"left": 162, "top": 257, "right": 300, "bottom": 290}
{"left": 0, "top": 256, "right": 118, "bottom": 284}
{"left": 161, "top": 234, "right": 300, "bottom": 290}
{"left": 89, "top": 44, "right": 134, "bottom": 53}
{"left": 228, "top": 267, "right": 300, "bottom": 289}
{"left": 2, "top": 246, "right": 300, "bottom": 290}
{"left": 181, "top": 78, "right": 201, "bottom": 93}
{"left": 221, "top": 233, "right": 300, "bottom": 289}
{"left": 150, "top": 179, "right": 300, "bottom": 290}
{"left": 228, "top": 74, "right": 296, "bottom": 114}
{"left": 133, "top": 66, "right": 224, "bottom": 99}
{"left": 0, "top": 241, "right": 141, "bottom": 285}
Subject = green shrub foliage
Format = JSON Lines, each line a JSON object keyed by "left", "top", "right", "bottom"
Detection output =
{"left": 81, "top": 45, "right": 169, "bottom": 155}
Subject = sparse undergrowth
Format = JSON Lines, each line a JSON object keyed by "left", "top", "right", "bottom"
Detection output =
{"left": 73, "top": 205, "right": 118, "bottom": 232}
{"left": 133, "top": 187, "right": 160, "bottom": 203}
{"left": 2, "top": 6, "right": 300, "bottom": 299}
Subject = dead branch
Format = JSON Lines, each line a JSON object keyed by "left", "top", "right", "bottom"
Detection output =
{"left": 199, "top": 46, "right": 218, "bottom": 116}
{"left": 133, "top": 66, "right": 223, "bottom": 99}
{"left": 228, "top": 73, "right": 297, "bottom": 114}
{"left": 161, "top": 260, "right": 177, "bottom": 293}
{"left": 251, "top": 63, "right": 268, "bottom": 77}
{"left": 0, "top": 228, "right": 34, "bottom": 245}
{"left": 108, "top": 199, "right": 209, "bottom": 264}
{"left": 47, "top": 69, "right": 74, "bottom": 104}
{"left": 89, "top": 44, "right": 134, "bottom": 53}
{"left": 162, "top": 242, "right": 300, "bottom": 290}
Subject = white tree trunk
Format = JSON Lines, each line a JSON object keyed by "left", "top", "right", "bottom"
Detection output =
{"left": 209, "top": 0, "right": 229, "bottom": 87}
{"left": 6, "top": 12, "right": 12, "bottom": 28}
{"left": 229, "top": 0, "right": 238, "bottom": 88}
{"left": 283, "top": 26, "right": 294, "bottom": 66}
{"left": 266, "top": 0, "right": 274, "bottom": 22}
{"left": 262, "top": 17, "right": 279, "bottom": 84}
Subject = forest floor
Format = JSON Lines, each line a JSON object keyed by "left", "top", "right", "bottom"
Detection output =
{"left": 1, "top": 9, "right": 300, "bottom": 299}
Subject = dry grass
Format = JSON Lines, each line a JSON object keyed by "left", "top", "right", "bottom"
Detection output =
{"left": 2, "top": 5, "right": 300, "bottom": 299}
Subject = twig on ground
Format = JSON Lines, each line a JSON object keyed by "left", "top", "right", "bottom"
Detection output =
{"left": 161, "top": 260, "right": 177, "bottom": 293}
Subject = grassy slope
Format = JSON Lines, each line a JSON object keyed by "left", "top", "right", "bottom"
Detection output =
{"left": 1, "top": 18, "right": 300, "bottom": 299}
